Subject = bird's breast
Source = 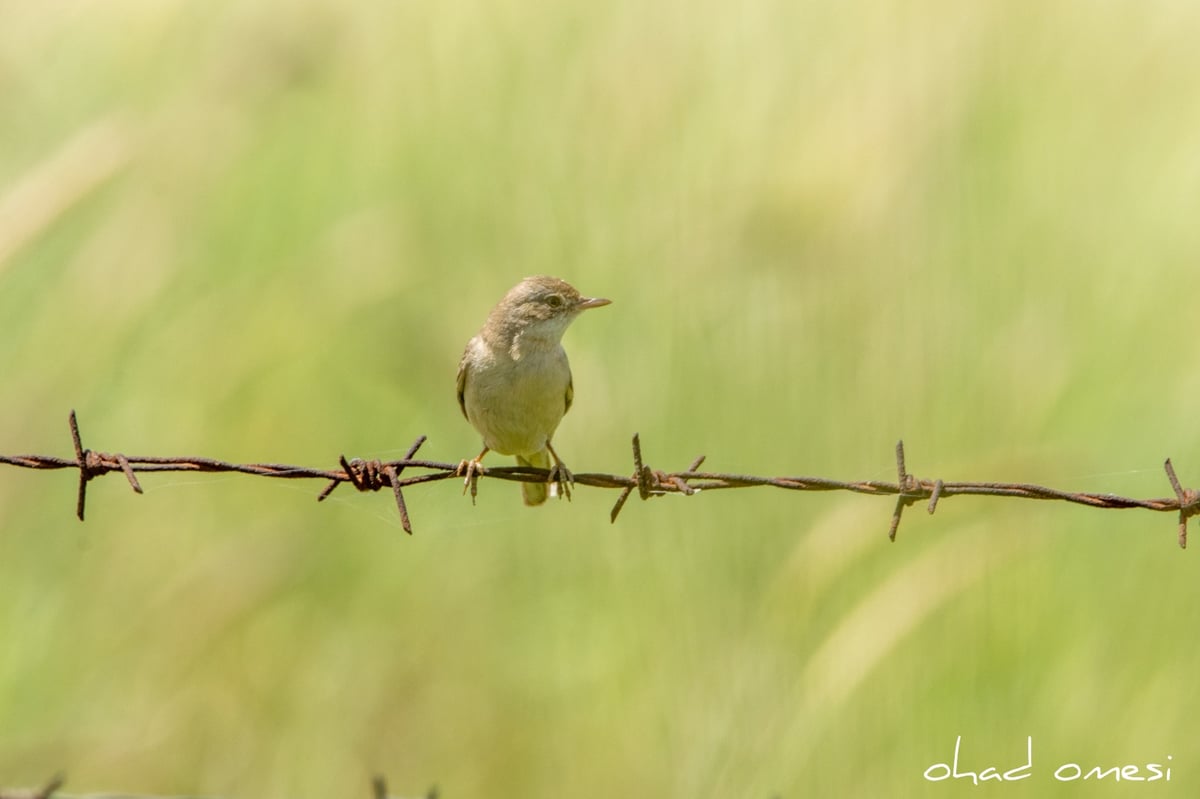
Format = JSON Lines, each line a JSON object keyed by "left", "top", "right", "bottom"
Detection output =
{"left": 463, "top": 345, "right": 571, "bottom": 457}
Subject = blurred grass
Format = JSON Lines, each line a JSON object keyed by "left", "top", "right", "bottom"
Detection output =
{"left": 4, "top": 0, "right": 1200, "bottom": 796}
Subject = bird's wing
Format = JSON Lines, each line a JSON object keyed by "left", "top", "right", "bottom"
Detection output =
{"left": 456, "top": 347, "right": 470, "bottom": 421}
{"left": 564, "top": 373, "right": 574, "bottom": 415}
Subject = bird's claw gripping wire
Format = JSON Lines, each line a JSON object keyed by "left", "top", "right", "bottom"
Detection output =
{"left": 456, "top": 456, "right": 487, "bottom": 504}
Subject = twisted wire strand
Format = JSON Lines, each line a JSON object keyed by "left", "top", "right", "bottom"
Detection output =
{"left": 1, "top": 411, "right": 1196, "bottom": 546}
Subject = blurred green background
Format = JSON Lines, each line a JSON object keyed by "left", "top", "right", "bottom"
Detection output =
{"left": 3, "top": 1, "right": 1200, "bottom": 796}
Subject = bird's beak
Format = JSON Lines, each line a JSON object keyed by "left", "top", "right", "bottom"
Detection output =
{"left": 577, "top": 296, "right": 612, "bottom": 310}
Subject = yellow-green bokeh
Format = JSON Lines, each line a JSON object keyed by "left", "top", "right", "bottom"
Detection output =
{"left": 3, "top": 1, "right": 1200, "bottom": 796}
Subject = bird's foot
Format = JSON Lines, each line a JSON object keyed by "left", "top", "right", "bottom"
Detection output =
{"left": 455, "top": 458, "right": 487, "bottom": 504}
{"left": 547, "top": 461, "right": 574, "bottom": 502}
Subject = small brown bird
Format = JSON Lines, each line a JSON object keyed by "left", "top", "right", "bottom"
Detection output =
{"left": 456, "top": 276, "right": 611, "bottom": 505}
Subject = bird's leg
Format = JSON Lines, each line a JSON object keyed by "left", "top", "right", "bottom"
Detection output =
{"left": 545, "top": 440, "right": 573, "bottom": 501}
{"left": 455, "top": 447, "right": 489, "bottom": 504}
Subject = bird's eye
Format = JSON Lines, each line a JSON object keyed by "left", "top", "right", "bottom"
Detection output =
{"left": 546, "top": 294, "right": 564, "bottom": 308}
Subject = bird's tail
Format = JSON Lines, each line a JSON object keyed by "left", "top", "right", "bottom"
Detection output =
{"left": 517, "top": 449, "right": 550, "bottom": 506}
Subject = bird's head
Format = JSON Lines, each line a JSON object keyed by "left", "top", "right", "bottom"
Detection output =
{"left": 489, "top": 275, "right": 611, "bottom": 348}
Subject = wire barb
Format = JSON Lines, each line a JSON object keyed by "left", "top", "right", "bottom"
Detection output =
{"left": 67, "top": 410, "right": 144, "bottom": 521}
{"left": 888, "top": 440, "right": 925, "bottom": 542}
{"left": 928, "top": 479, "right": 944, "bottom": 515}
{"left": 1163, "top": 458, "right": 1198, "bottom": 549}
{"left": 69, "top": 409, "right": 88, "bottom": 521}
{"left": 608, "top": 434, "right": 642, "bottom": 522}
{"left": 0, "top": 412, "right": 1196, "bottom": 546}
{"left": 316, "top": 436, "right": 428, "bottom": 534}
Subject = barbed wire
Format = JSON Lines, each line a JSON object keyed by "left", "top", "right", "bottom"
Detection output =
{"left": 0, "top": 773, "right": 435, "bottom": 799}
{"left": 1, "top": 411, "right": 1198, "bottom": 547}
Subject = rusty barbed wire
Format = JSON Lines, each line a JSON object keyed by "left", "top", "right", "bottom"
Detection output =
{"left": 1, "top": 411, "right": 1198, "bottom": 547}
{"left": 0, "top": 773, "right": 435, "bottom": 799}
